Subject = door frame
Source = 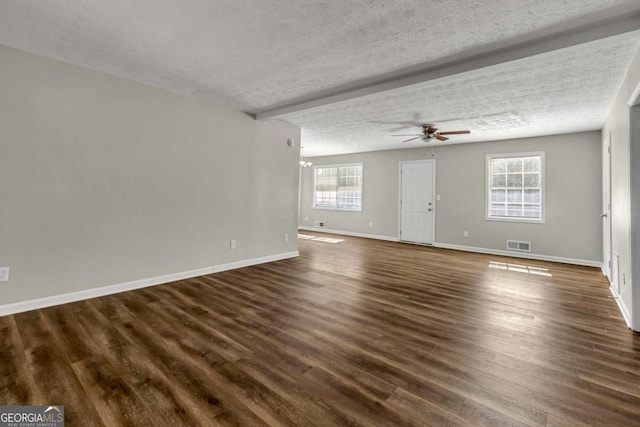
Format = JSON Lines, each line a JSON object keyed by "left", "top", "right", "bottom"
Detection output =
{"left": 398, "top": 159, "right": 436, "bottom": 244}
{"left": 603, "top": 131, "right": 613, "bottom": 282}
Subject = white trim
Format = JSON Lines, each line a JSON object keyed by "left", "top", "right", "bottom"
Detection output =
{"left": 311, "top": 207, "right": 362, "bottom": 212}
{"left": 213, "top": 251, "right": 299, "bottom": 273}
{"left": 298, "top": 228, "right": 600, "bottom": 268}
{"left": 601, "top": 263, "right": 607, "bottom": 276}
{"left": 485, "top": 216, "right": 546, "bottom": 224}
{"left": 0, "top": 251, "right": 299, "bottom": 317}
{"left": 398, "top": 159, "right": 436, "bottom": 244}
{"left": 610, "top": 286, "right": 632, "bottom": 329}
{"left": 485, "top": 151, "right": 545, "bottom": 224}
{"left": 432, "top": 242, "right": 602, "bottom": 268}
{"left": 298, "top": 226, "right": 400, "bottom": 242}
{"left": 602, "top": 132, "right": 612, "bottom": 282}
{"left": 628, "top": 80, "right": 640, "bottom": 107}
{"left": 312, "top": 163, "right": 363, "bottom": 211}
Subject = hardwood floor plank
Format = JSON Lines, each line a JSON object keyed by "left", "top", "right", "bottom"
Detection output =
{"left": 24, "top": 344, "right": 104, "bottom": 426}
{"left": 13, "top": 310, "right": 51, "bottom": 350}
{"left": 71, "top": 355, "right": 160, "bottom": 426}
{"left": 87, "top": 295, "right": 135, "bottom": 324}
{"left": 109, "top": 319, "right": 276, "bottom": 426}
{"left": 232, "top": 357, "right": 357, "bottom": 427}
{"left": 42, "top": 304, "right": 100, "bottom": 363}
{"left": 1, "top": 232, "right": 638, "bottom": 426}
{"left": 385, "top": 387, "right": 477, "bottom": 427}
{"left": 72, "top": 304, "right": 223, "bottom": 426}
{"left": 0, "top": 317, "right": 41, "bottom": 405}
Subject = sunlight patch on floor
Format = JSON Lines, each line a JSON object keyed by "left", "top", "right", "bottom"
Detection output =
{"left": 488, "top": 261, "right": 552, "bottom": 276}
{"left": 297, "top": 234, "right": 345, "bottom": 244}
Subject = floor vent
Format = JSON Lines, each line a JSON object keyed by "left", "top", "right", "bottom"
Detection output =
{"left": 507, "top": 240, "right": 531, "bottom": 252}
{"left": 314, "top": 220, "right": 325, "bottom": 228}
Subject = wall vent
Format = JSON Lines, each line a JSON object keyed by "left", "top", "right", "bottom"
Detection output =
{"left": 314, "top": 220, "right": 325, "bottom": 228}
{"left": 507, "top": 240, "right": 531, "bottom": 252}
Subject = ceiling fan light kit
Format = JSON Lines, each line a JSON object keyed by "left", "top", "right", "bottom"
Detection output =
{"left": 299, "top": 146, "right": 312, "bottom": 168}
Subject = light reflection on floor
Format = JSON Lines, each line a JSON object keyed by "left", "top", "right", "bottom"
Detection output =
{"left": 297, "top": 234, "right": 345, "bottom": 244}
{"left": 467, "top": 259, "right": 556, "bottom": 377}
{"left": 488, "top": 261, "right": 552, "bottom": 277}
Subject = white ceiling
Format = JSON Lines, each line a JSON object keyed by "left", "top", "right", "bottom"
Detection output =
{"left": 0, "top": 0, "right": 639, "bottom": 156}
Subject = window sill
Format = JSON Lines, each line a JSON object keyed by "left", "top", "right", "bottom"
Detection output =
{"left": 486, "top": 216, "right": 545, "bottom": 224}
{"left": 313, "top": 206, "right": 362, "bottom": 212}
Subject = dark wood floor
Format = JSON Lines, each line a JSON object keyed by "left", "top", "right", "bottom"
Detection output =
{"left": 1, "top": 233, "right": 639, "bottom": 426}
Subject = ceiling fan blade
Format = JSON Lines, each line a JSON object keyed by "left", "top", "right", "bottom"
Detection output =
{"left": 402, "top": 136, "right": 423, "bottom": 143}
{"left": 438, "top": 130, "right": 470, "bottom": 135}
{"left": 435, "top": 135, "right": 449, "bottom": 141}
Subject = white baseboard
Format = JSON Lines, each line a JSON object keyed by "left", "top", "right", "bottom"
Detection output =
{"left": 298, "top": 226, "right": 400, "bottom": 242}
{"left": 298, "top": 227, "right": 601, "bottom": 268}
{"left": 610, "top": 286, "right": 632, "bottom": 329}
{"left": 214, "top": 251, "right": 299, "bottom": 273}
{"left": 0, "top": 251, "right": 299, "bottom": 317}
{"left": 433, "top": 243, "right": 602, "bottom": 268}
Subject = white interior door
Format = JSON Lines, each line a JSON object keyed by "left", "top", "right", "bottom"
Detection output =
{"left": 400, "top": 160, "right": 435, "bottom": 244}
{"left": 603, "top": 132, "right": 613, "bottom": 284}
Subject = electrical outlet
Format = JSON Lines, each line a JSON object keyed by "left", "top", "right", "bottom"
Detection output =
{"left": 230, "top": 239, "right": 237, "bottom": 249}
{"left": 0, "top": 267, "right": 9, "bottom": 282}
{"left": 305, "top": 216, "right": 308, "bottom": 222}
{"left": 463, "top": 231, "right": 469, "bottom": 238}
{"left": 436, "top": 194, "right": 441, "bottom": 201}
{"left": 369, "top": 221, "right": 373, "bottom": 228}
{"left": 284, "top": 233, "right": 289, "bottom": 242}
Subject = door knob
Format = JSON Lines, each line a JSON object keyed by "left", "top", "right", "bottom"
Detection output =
{"left": 601, "top": 213, "right": 608, "bottom": 218}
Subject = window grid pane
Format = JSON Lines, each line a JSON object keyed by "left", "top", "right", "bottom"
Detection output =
{"left": 314, "top": 165, "right": 362, "bottom": 210}
{"left": 489, "top": 155, "right": 542, "bottom": 220}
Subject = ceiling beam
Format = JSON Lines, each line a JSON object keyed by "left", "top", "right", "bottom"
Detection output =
{"left": 255, "top": 5, "right": 640, "bottom": 120}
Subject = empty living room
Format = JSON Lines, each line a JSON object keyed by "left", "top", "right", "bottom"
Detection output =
{"left": 1, "top": 1, "right": 640, "bottom": 426}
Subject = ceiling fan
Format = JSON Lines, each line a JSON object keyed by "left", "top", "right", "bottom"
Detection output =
{"left": 393, "top": 124, "right": 470, "bottom": 142}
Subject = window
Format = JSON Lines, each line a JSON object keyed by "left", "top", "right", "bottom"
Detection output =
{"left": 487, "top": 152, "right": 544, "bottom": 222}
{"left": 313, "top": 163, "right": 363, "bottom": 211}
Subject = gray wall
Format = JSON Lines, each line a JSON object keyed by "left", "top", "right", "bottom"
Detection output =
{"left": 631, "top": 105, "right": 640, "bottom": 331}
{"left": 603, "top": 42, "right": 640, "bottom": 329}
{"left": 300, "top": 132, "right": 602, "bottom": 263}
{"left": 0, "top": 45, "right": 300, "bottom": 306}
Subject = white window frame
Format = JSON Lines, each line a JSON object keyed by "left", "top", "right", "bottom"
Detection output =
{"left": 486, "top": 151, "right": 545, "bottom": 223}
{"left": 313, "top": 163, "right": 363, "bottom": 212}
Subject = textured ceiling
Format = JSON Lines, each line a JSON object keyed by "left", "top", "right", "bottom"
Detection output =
{"left": 283, "top": 33, "right": 640, "bottom": 156}
{"left": 0, "top": 0, "right": 639, "bottom": 156}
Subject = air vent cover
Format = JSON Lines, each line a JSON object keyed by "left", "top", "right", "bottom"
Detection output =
{"left": 507, "top": 240, "right": 531, "bottom": 252}
{"left": 314, "top": 220, "right": 325, "bottom": 228}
